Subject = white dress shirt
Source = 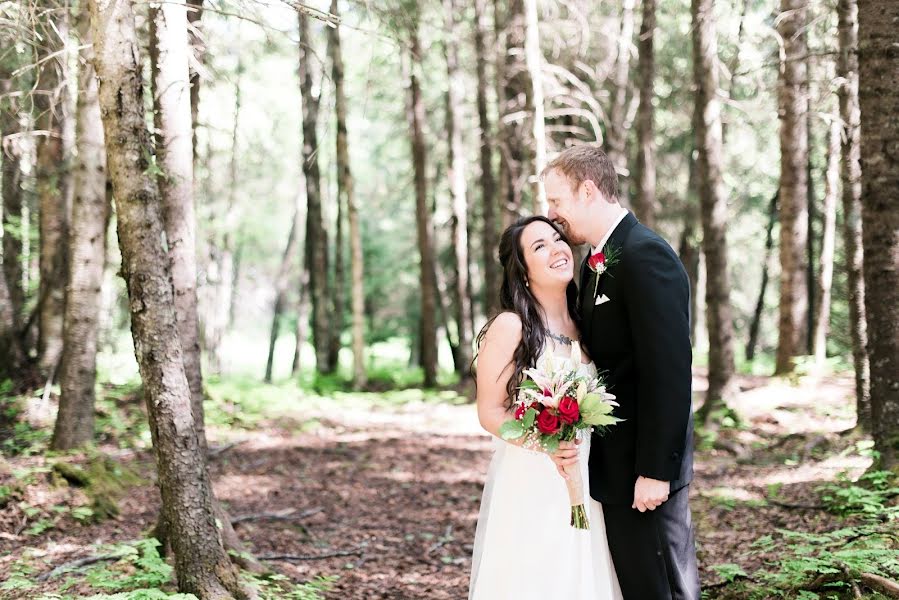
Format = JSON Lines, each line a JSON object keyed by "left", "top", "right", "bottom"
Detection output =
{"left": 591, "top": 207, "right": 630, "bottom": 256}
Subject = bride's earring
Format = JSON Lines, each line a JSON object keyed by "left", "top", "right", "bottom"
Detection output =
{"left": 525, "top": 279, "right": 529, "bottom": 287}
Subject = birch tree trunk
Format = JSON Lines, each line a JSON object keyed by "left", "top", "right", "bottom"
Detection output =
{"left": 606, "top": 0, "right": 635, "bottom": 189}
{"left": 444, "top": 0, "right": 473, "bottom": 377}
{"left": 88, "top": 0, "right": 247, "bottom": 595}
{"left": 53, "top": 11, "right": 110, "bottom": 450}
{"left": 150, "top": 0, "right": 205, "bottom": 451}
{"left": 692, "top": 0, "right": 735, "bottom": 423}
{"left": 812, "top": 118, "right": 839, "bottom": 366}
{"left": 523, "top": 0, "right": 546, "bottom": 214}
{"left": 634, "top": 0, "right": 658, "bottom": 228}
{"left": 837, "top": 0, "right": 870, "bottom": 431}
{"left": 858, "top": 0, "right": 899, "bottom": 471}
{"left": 774, "top": 0, "right": 809, "bottom": 375}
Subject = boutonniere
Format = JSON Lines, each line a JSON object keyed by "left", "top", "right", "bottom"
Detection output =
{"left": 587, "top": 244, "right": 621, "bottom": 299}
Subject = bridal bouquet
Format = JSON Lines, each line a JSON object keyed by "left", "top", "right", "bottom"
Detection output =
{"left": 499, "top": 345, "right": 621, "bottom": 529}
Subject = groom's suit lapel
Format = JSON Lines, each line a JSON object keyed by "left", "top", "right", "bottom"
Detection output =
{"left": 583, "top": 212, "right": 639, "bottom": 337}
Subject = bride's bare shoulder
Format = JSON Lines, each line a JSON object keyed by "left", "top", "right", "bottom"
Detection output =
{"left": 480, "top": 312, "right": 523, "bottom": 348}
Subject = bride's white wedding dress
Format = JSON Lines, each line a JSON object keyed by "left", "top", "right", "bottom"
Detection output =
{"left": 469, "top": 342, "right": 623, "bottom": 600}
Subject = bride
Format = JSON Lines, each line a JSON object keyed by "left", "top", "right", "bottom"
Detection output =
{"left": 469, "top": 216, "right": 622, "bottom": 600}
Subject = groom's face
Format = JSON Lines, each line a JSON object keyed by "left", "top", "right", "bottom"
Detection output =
{"left": 545, "top": 169, "right": 588, "bottom": 246}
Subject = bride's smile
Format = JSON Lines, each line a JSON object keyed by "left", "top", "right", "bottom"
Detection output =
{"left": 520, "top": 221, "right": 575, "bottom": 288}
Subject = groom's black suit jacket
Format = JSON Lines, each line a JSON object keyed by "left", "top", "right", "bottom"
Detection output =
{"left": 580, "top": 212, "right": 694, "bottom": 506}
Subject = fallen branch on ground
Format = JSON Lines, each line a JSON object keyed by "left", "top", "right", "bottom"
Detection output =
{"left": 36, "top": 553, "right": 124, "bottom": 581}
{"left": 259, "top": 544, "right": 366, "bottom": 562}
{"left": 231, "top": 507, "right": 323, "bottom": 525}
{"left": 208, "top": 440, "right": 245, "bottom": 458}
{"left": 799, "top": 568, "right": 899, "bottom": 599}
{"left": 767, "top": 499, "right": 826, "bottom": 510}
{"left": 860, "top": 572, "right": 899, "bottom": 598}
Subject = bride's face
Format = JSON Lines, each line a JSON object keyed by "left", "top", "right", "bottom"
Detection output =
{"left": 520, "top": 221, "right": 574, "bottom": 290}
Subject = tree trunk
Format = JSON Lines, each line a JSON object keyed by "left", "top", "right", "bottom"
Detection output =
{"left": 150, "top": 0, "right": 205, "bottom": 452}
{"left": 858, "top": 0, "right": 899, "bottom": 472}
{"left": 186, "top": 0, "right": 204, "bottom": 164}
{"left": 806, "top": 83, "right": 816, "bottom": 357}
{"left": 0, "top": 258, "right": 26, "bottom": 381}
{"left": 406, "top": 31, "right": 438, "bottom": 388}
{"left": 812, "top": 118, "right": 839, "bottom": 366}
{"left": 201, "top": 50, "right": 241, "bottom": 375}
{"left": 523, "top": 0, "right": 546, "bottom": 214}
{"left": 746, "top": 192, "right": 778, "bottom": 361}
{"left": 264, "top": 197, "right": 302, "bottom": 383}
{"left": 679, "top": 150, "right": 701, "bottom": 345}
{"left": 692, "top": 0, "right": 735, "bottom": 423}
{"left": 444, "top": 0, "right": 474, "bottom": 379}
{"left": 88, "top": 1, "right": 246, "bottom": 596}
{"left": 53, "top": 12, "right": 110, "bottom": 450}
{"left": 634, "top": 0, "right": 657, "bottom": 228}
{"left": 35, "top": 2, "right": 71, "bottom": 373}
{"left": 327, "top": 179, "right": 345, "bottom": 374}
{"left": 291, "top": 268, "right": 310, "bottom": 376}
{"left": 837, "top": 0, "right": 870, "bottom": 431}
{"left": 298, "top": 12, "right": 330, "bottom": 375}
{"left": 0, "top": 69, "right": 25, "bottom": 335}
{"left": 606, "top": 0, "right": 635, "bottom": 189}
{"left": 0, "top": 81, "right": 27, "bottom": 380}
{"left": 498, "top": 0, "right": 532, "bottom": 221}
{"left": 327, "top": 2, "right": 364, "bottom": 388}
{"left": 774, "top": 0, "right": 809, "bottom": 375}
{"left": 475, "top": 0, "right": 499, "bottom": 317}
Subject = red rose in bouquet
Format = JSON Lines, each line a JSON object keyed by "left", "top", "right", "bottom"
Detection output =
{"left": 536, "top": 409, "right": 560, "bottom": 435}
{"left": 515, "top": 401, "right": 542, "bottom": 420}
{"left": 558, "top": 396, "right": 580, "bottom": 424}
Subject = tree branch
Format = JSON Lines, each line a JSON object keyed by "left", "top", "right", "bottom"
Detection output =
{"left": 259, "top": 544, "right": 366, "bottom": 562}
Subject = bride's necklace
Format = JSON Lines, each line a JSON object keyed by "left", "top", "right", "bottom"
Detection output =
{"left": 547, "top": 331, "right": 574, "bottom": 346}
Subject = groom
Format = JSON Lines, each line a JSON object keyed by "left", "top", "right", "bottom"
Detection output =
{"left": 544, "top": 145, "right": 700, "bottom": 599}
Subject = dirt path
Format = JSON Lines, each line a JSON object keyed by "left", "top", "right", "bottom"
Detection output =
{"left": 0, "top": 371, "right": 868, "bottom": 599}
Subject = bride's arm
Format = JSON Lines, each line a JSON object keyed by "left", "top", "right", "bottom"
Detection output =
{"left": 475, "top": 312, "right": 522, "bottom": 439}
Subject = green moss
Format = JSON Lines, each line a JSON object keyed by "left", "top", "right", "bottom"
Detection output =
{"left": 51, "top": 455, "right": 144, "bottom": 521}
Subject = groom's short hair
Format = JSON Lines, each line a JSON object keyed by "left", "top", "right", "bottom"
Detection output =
{"left": 541, "top": 145, "right": 619, "bottom": 202}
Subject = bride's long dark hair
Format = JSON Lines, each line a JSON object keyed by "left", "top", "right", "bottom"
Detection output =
{"left": 475, "top": 215, "right": 583, "bottom": 408}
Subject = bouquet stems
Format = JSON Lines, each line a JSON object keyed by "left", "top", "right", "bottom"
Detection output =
{"left": 563, "top": 463, "right": 589, "bottom": 529}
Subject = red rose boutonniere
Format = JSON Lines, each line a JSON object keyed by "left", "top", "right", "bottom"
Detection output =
{"left": 587, "top": 244, "right": 621, "bottom": 299}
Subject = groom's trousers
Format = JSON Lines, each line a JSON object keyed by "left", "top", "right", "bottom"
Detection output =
{"left": 602, "top": 485, "right": 700, "bottom": 600}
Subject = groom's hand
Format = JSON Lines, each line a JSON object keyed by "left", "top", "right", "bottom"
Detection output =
{"left": 632, "top": 476, "right": 670, "bottom": 512}
{"left": 549, "top": 439, "right": 581, "bottom": 479}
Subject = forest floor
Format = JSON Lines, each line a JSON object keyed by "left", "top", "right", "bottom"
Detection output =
{"left": 1, "top": 368, "right": 892, "bottom": 599}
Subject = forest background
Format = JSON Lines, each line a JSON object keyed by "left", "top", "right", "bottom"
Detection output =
{"left": 0, "top": 0, "right": 897, "bottom": 598}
